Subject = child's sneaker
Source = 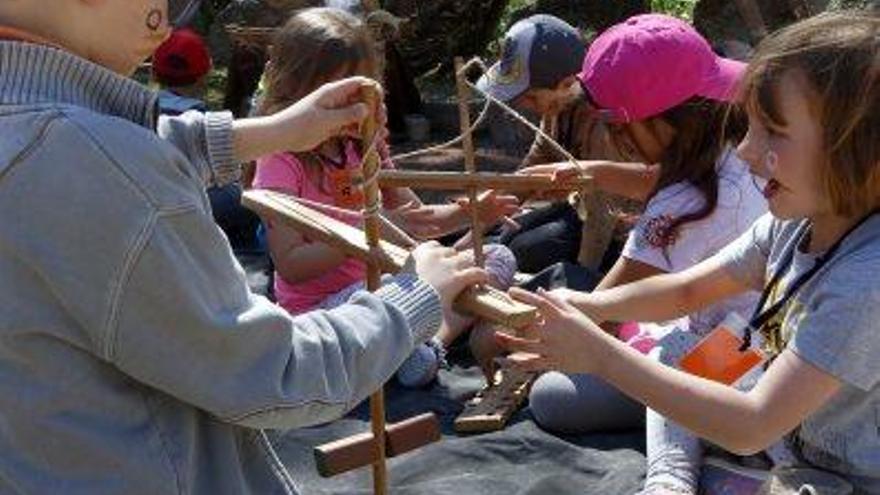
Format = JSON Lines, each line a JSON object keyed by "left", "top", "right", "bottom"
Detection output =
{"left": 396, "top": 339, "right": 445, "bottom": 388}
{"left": 698, "top": 455, "right": 768, "bottom": 495}
{"left": 757, "top": 466, "right": 853, "bottom": 495}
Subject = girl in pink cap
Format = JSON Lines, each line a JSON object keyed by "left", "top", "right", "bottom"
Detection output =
{"left": 501, "top": 11, "right": 880, "bottom": 495}
{"left": 517, "top": 12, "right": 769, "bottom": 494}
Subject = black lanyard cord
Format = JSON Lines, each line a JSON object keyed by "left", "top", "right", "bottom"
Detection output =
{"left": 740, "top": 210, "right": 879, "bottom": 352}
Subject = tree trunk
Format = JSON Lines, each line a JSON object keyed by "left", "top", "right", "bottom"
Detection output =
{"left": 385, "top": 0, "right": 511, "bottom": 76}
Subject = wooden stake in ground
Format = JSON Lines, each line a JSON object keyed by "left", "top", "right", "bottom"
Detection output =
{"left": 450, "top": 57, "right": 540, "bottom": 434}
{"left": 454, "top": 57, "right": 485, "bottom": 267}
{"left": 297, "top": 86, "right": 439, "bottom": 495}
{"left": 360, "top": 87, "right": 388, "bottom": 495}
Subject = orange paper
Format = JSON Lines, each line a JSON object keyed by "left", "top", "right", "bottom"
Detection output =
{"left": 328, "top": 168, "right": 364, "bottom": 210}
{"left": 679, "top": 326, "right": 764, "bottom": 385}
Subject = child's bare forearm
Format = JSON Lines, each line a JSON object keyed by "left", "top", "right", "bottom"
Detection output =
{"left": 598, "top": 338, "right": 764, "bottom": 452}
{"left": 580, "top": 160, "right": 658, "bottom": 201}
{"left": 570, "top": 257, "right": 745, "bottom": 323}
{"left": 427, "top": 204, "right": 469, "bottom": 234}
{"left": 598, "top": 341, "right": 841, "bottom": 455}
{"left": 232, "top": 116, "right": 290, "bottom": 164}
{"left": 274, "top": 243, "right": 349, "bottom": 283}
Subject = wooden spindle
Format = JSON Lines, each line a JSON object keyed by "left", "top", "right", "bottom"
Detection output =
{"left": 360, "top": 85, "right": 388, "bottom": 495}
{"left": 454, "top": 57, "right": 484, "bottom": 267}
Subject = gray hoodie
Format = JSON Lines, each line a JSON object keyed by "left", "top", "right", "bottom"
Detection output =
{"left": 0, "top": 41, "right": 442, "bottom": 494}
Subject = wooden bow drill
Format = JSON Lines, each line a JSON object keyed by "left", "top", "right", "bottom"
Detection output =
{"left": 359, "top": 87, "right": 391, "bottom": 495}
{"left": 241, "top": 57, "right": 596, "bottom": 494}
{"left": 242, "top": 85, "right": 534, "bottom": 494}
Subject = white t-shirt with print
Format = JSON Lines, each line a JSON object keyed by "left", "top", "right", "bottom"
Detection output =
{"left": 622, "top": 148, "right": 767, "bottom": 338}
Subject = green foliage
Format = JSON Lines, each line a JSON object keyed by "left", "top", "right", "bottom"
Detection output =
{"left": 489, "top": 0, "right": 533, "bottom": 58}
{"left": 651, "top": 0, "right": 697, "bottom": 20}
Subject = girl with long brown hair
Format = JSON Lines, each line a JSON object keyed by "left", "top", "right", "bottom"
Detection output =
{"left": 252, "top": 7, "right": 519, "bottom": 388}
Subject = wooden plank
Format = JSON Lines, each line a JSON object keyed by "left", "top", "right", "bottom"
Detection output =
{"left": 377, "top": 170, "right": 592, "bottom": 191}
{"left": 314, "top": 413, "right": 441, "bottom": 478}
{"left": 242, "top": 190, "right": 538, "bottom": 328}
{"left": 385, "top": 413, "right": 442, "bottom": 457}
{"left": 241, "top": 190, "right": 408, "bottom": 273}
{"left": 456, "top": 286, "right": 537, "bottom": 329}
{"left": 224, "top": 24, "right": 276, "bottom": 48}
{"left": 314, "top": 431, "right": 378, "bottom": 478}
{"left": 454, "top": 367, "right": 537, "bottom": 434}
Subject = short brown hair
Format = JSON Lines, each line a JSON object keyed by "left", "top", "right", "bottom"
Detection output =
{"left": 741, "top": 11, "right": 880, "bottom": 217}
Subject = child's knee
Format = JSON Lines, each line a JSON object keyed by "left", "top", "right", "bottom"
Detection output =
{"left": 530, "top": 371, "right": 642, "bottom": 434}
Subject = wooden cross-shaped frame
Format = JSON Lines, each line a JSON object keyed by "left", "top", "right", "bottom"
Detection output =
{"left": 241, "top": 60, "right": 592, "bottom": 495}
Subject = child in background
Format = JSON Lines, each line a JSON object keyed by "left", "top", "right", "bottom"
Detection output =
{"left": 253, "top": 8, "right": 519, "bottom": 388}
{"left": 153, "top": 28, "right": 262, "bottom": 252}
{"left": 0, "top": 0, "right": 488, "bottom": 492}
{"left": 475, "top": 14, "right": 653, "bottom": 274}
{"left": 152, "top": 28, "right": 211, "bottom": 115}
{"left": 500, "top": 12, "right": 880, "bottom": 494}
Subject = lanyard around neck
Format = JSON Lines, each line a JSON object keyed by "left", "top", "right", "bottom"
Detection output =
{"left": 741, "top": 210, "right": 879, "bottom": 351}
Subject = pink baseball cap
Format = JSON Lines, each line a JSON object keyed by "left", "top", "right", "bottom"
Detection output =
{"left": 578, "top": 14, "right": 746, "bottom": 123}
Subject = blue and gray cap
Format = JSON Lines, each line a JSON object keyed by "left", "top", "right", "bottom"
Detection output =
{"left": 476, "top": 15, "right": 586, "bottom": 102}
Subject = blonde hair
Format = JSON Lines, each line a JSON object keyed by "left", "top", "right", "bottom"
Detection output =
{"left": 258, "top": 7, "right": 379, "bottom": 116}
{"left": 741, "top": 11, "right": 880, "bottom": 217}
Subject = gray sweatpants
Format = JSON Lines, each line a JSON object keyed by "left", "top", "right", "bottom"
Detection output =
{"left": 529, "top": 329, "right": 704, "bottom": 494}
{"left": 529, "top": 371, "right": 645, "bottom": 434}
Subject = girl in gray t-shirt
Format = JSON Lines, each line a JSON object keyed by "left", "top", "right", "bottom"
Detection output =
{"left": 497, "top": 12, "right": 880, "bottom": 494}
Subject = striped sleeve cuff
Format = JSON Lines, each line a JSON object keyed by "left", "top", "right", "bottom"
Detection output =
{"left": 376, "top": 273, "right": 443, "bottom": 345}
{"left": 204, "top": 111, "right": 239, "bottom": 186}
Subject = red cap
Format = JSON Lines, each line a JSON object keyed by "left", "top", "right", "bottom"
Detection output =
{"left": 152, "top": 28, "right": 212, "bottom": 87}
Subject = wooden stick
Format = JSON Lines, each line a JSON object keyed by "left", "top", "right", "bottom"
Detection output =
{"left": 454, "top": 57, "right": 484, "bottom": 267}
{"left": 360, "top": 87, "right": 389, "bottom": 495}
{"left": 454, "top": 368, "right": 536, "bottom": 434}
{"left": 224, "top": 24, "right": 277, "bottom": 48}
{"left": 241, "top": 190, "right": 538, "bottom": 327}
{"left": 241, "top": 190, "right": 408, "bottom": 273}
{"left": 377, "top": 170, "right": 592, "bottom": 191}
{"left": 314, "top": 413, "right": 441, "bottom": 477}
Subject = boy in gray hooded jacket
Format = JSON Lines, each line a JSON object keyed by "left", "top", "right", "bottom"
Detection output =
{"left": 0, "top": 1, "right": 486, "bottom": 493}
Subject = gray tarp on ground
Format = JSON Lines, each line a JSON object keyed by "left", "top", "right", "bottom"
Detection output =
{"left": 239, "top": 254, "right": 647, "bottom": 494}
{"left": 270, "top": 349, "right": 647, "bottom": 494}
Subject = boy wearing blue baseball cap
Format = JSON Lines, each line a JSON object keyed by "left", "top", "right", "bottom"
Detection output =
{"left": 477, "top": 15, "right": 654, "bottom": 275}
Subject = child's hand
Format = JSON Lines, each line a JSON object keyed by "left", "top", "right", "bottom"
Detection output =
{"left": 516, "top": 162, "right": 583, "bottom": 200}
{"left": 273, "top": 77, "right": 383, "bottom": 153}
{"left": 518, "top": 162, "right": 582, "bottom": 182}
{"left": 233, "top": 78, "right": 387, "bottom": 162}
{"left": 385, "top": 202, "right": 444, "bottom": 240}
{"left": 410, "top": 241, "right": 488, "bottom": 311}
{"left": 454, "top": 190, "right": 521, "bottom": 226}
{"left": 494, "top": 288, "right": 612, "bottom": 375}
